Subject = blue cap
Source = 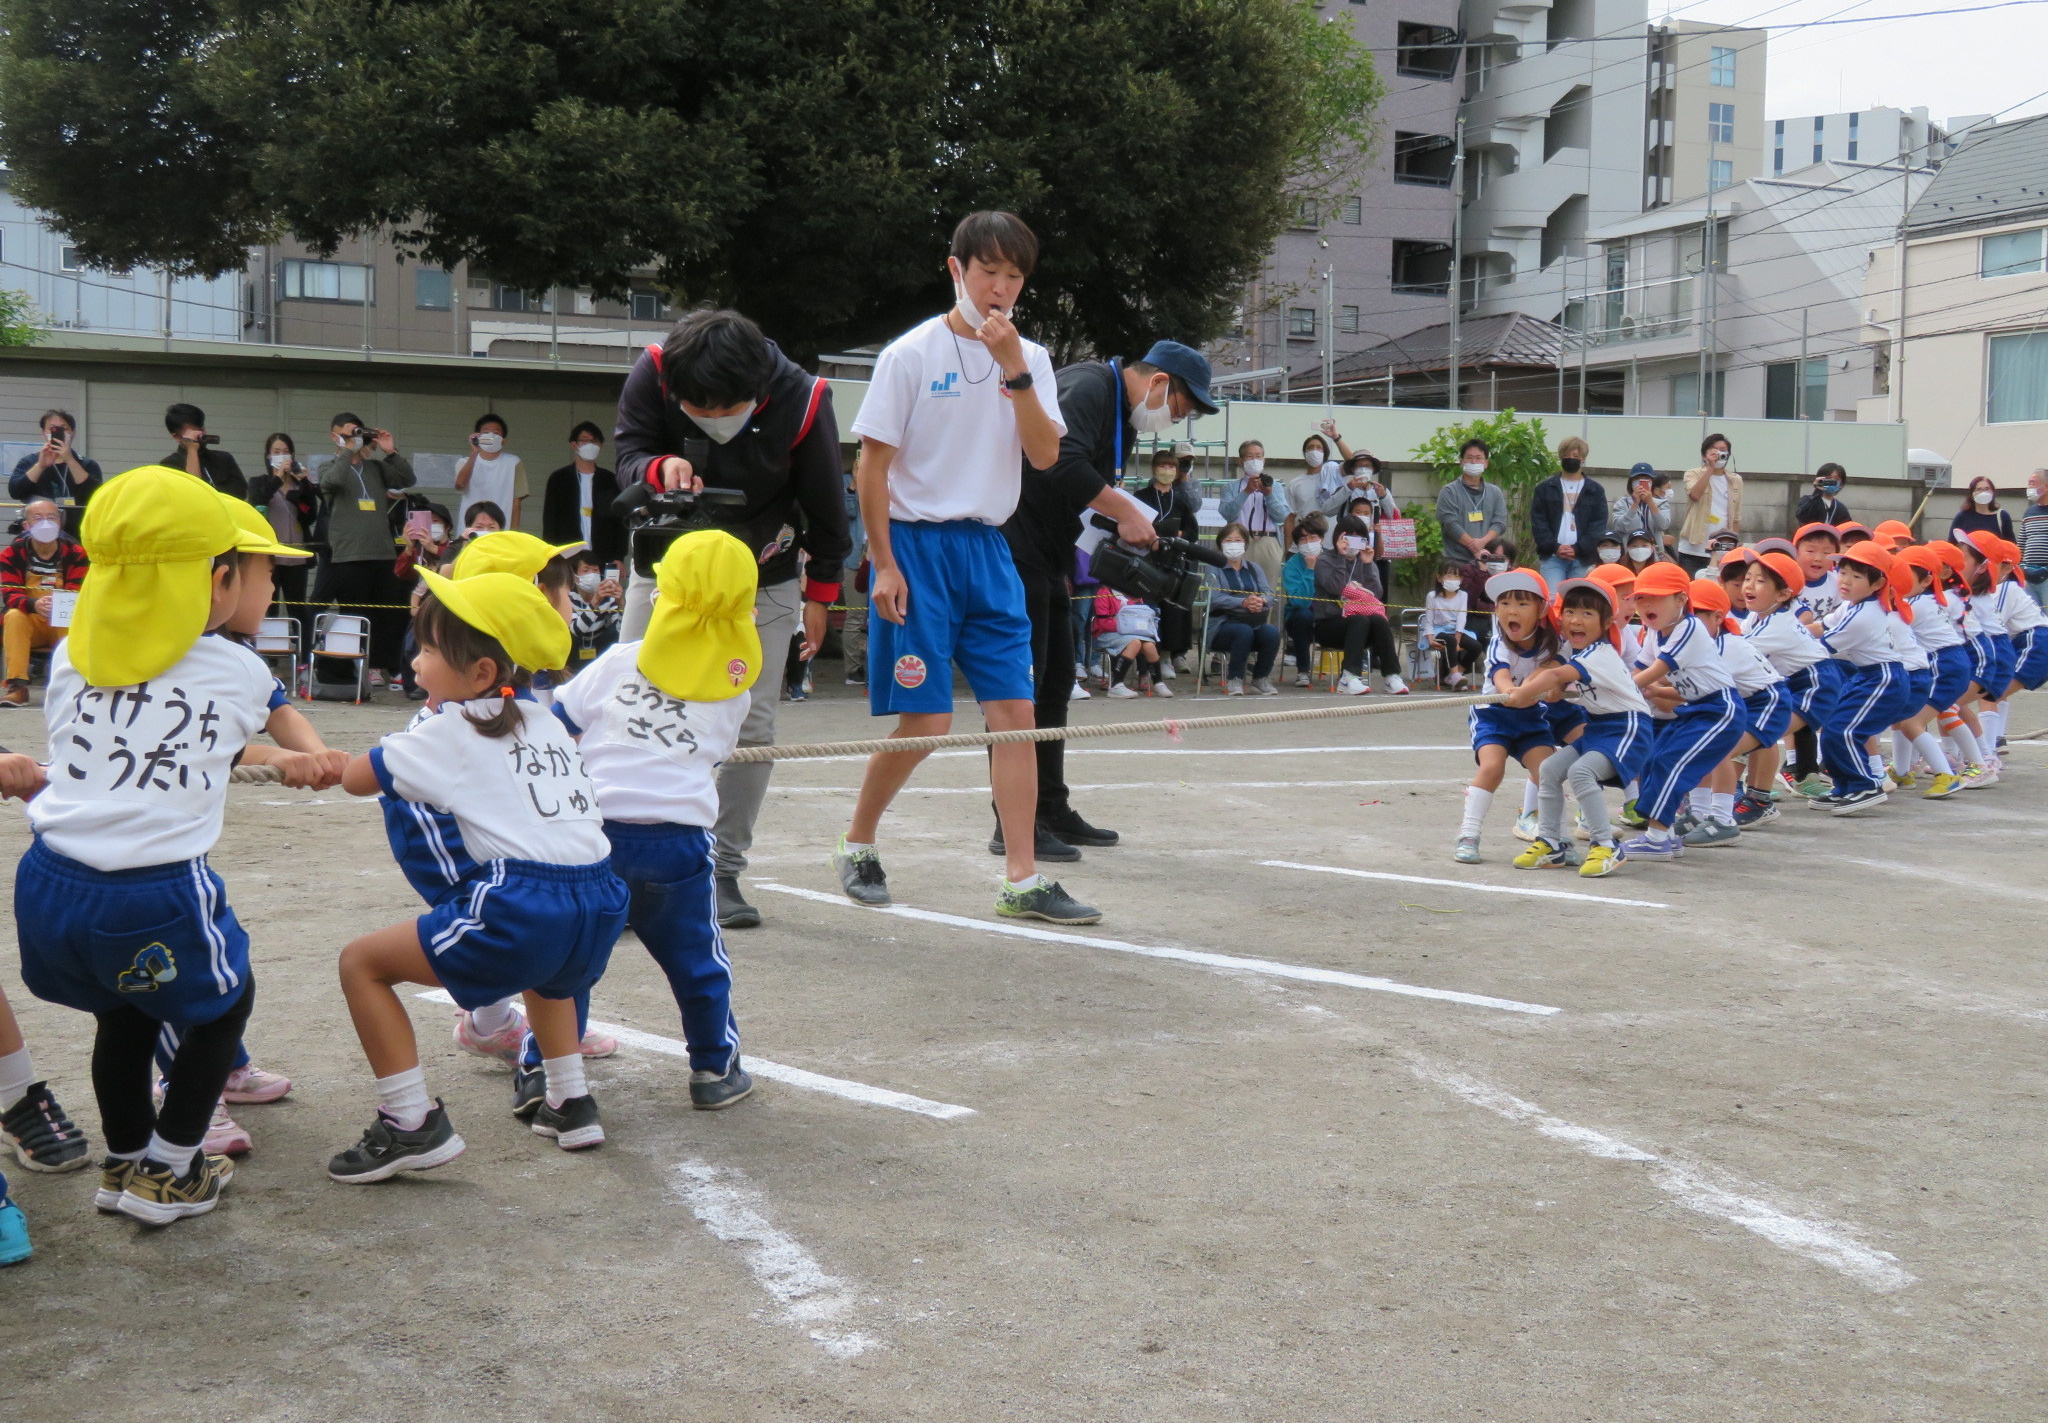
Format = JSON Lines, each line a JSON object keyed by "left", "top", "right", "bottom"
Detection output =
{"left": 1139, "top": 340, "right": 1219, "bottom": 416}
{"left": 1628, "top": 461, "right": 1656, "bottom": 480}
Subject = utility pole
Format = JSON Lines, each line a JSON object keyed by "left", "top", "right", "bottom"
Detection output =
{"left": 1321, "top": 264, "right": 1335, "bottom": 413}
{"left": 1890, "top": 146, "right": 1911, "bottom": 424}
{"left": 1448, "top": 115, "right": 1465, "bottom": 413}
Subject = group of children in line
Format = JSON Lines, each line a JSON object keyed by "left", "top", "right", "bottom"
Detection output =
{"left": 1455, "top": 517, "right": 2042, "bottom": 876}
{"left": 0, "top": 462, "right": 761, "bottom": 1264}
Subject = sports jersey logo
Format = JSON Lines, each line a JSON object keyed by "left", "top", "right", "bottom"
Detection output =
{"left": 116, "top": 942, "right": 177, "bottom": 994}
{"left": 727, "top": 658, "right": 749, "bottom": 686}
{"left": 929, "top": 372, "right": 962, "bottom": 398}
{"left": 894, "top": 654, "right": 928, "bottom": 688}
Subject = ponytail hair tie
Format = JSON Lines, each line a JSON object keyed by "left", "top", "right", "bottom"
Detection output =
{"left": 499, "top": 685, "right": 515, "bottom": 700}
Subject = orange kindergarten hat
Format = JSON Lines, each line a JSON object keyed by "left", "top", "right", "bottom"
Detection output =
{"left": 1872, "top": 519, "right": 1915, "bottom": 549}
{"left": 1898, "top": 545, "right": 1949, "bottom": 604}
{"left": 1634, "top": 562, "right": 1692, "bottom": 598}
{"left": 1588, "top": 563, "right": 1636, "bottom": 594}
{"left": 1930, "top": 540, "right": 1970, "bottom": 579}
{"left": 1757, "top": 551, "right": 1805, "bottom": 594}
{"left": 1793, "top": 522, "right": 1842, "bottom": 546}
{"left": 1687, "top": 577, "right": 1744, "bottom": 634}
{"left": 1839, "top": 540, "right": 1907, "bottom": 617}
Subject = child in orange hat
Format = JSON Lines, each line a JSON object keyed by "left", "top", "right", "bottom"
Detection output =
{"left": 1683, "top": 576, "right": 1786, "bottom": 843}
{"left": 1453, "top": 569, "right": 1563, "bottom": 864}
{"left": 1958, "top": 532, "right": 2020, "bottom": 761}
{"left": 1872, "top": 520, "right": 1915, "bottom": 550}
{"left": 1812, "top": 541, "right": 1916, "bottom": 813}
{"left": 1998, "top": 535, "right": 2048, "bottom": 697}
{"left": 1616, "top": 562, "right": 1746, "bottom": 861}
{"left": 1872, "top": 556, "right": 1953, "bottom": 793}
{"left": 1739, "top": 550, "right": 1831, "bottom": 814}
{"left": 1896, "top": 545, "right": 1974, "bottom": 795}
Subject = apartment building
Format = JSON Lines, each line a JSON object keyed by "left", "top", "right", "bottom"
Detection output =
{"left": 1768, "top": 107, "right": 1983, "bottom": 177}
{"left": 1642, "top": 21, "right": 1768, "bottom": 210}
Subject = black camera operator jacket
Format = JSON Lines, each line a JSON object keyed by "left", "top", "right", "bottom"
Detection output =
{"left": 613, "top": 340, "right": 850, "bottom": 606}
{"left": 1002, "top": 359, "right": 1136, "bottom": 580}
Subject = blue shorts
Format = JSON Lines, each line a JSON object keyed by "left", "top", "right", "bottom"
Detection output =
{"left": 1470, "top": 702, "right": 1554, "bottom": 764}
{"left": 1930, "top": 644, "right": 1974, "bottom": 709}
{"left": 1986, "top": 634, "right": 2018, "bottom": 695}
{"left": 418, "top": 859, "right": 628, "bottom": 1012}
{"left": 2015, "top": 628, "right": 2048, "bottom": 691}
{"left": 867, "top": 520, "right": 1034, "bottom": 715}
{"left": 1636, "top": 692, "right": 1747, "bottom": 827}
{"left": 15, "top": 840, "right": 251, "bottom": 1028}
{"left": 1743, "top": 683, "right": 1793, "bottom": 747}
{"left": 1543, "top": 699, "right": 1587, "bottom": 742}
{"left": 1969, "top": 634, "right": 2001, "bottom": 693}
{"left": 1902, "top": 667, "right": 1935, "bottom": 719}
{"left": 1576, "top": 711, "right": 1652, "bottom": 786}
{"left": 1786, "top": 660, "right": 1842, "bottom": 729}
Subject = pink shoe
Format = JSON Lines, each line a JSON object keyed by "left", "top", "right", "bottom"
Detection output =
{"left": 204, "top": 1101, "right": 252, "bottom": 1157}
{"left": 452, "top": 1009, "right": 527, "bottom": 1062}
{"left": 580, "top": 1030, "right": 619, "bottom": 1059}
{"left": 222, "top": 1063, "right": 292, "bottom": 1104}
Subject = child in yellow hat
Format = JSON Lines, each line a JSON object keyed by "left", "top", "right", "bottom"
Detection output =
{"left": 14, "top": 464, "right": 329, "bottom": 1228}
{"left": 330, "top": 569, "right": 628, "bottom": 1181}
{"left": 544, "top": 529, "right": 761, "bottom": 1107}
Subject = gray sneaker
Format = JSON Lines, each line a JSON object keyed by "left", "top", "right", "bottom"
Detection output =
{"left": 833, "top": 844, "right": 891, "bottom": 906}
{"left": 691, "top": 1058, "right": 755, "bottom": 1110}
{"left": 995, "top": 879, "right": 1102, "bottom": 925}
{"left": 1681, "top": 817, "right": 1741, "bottom": 848}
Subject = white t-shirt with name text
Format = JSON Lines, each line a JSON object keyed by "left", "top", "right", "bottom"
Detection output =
{"left": 551, "top": 641, "right": 750, "bottom": 829}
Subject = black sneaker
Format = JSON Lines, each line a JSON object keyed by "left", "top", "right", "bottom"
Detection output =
{"left": 530, "top": 1094, "right": 605, "bottom": 1150}
{"left": 3, "top": 1081, "right": 91, "bottom": 1173}
{"left": 1041, "top": 807, "right": 1119, "bottom": 847}
{"left": 510, "top": 1064, "right": 546, "bottom": 1120}
{"left": 327, "top": 1102, "right": 466, "bottom": 1183}
{"left": 832, "top": 843, "right": 891, "bottom": 906}
{"left": 690, "top": 1058, "right": 755, "bottom": 1110}
{"left": 996, "top": 879, "right": 1102, "bottom": 925}
{"left": 716, "top": 875, "right": 761, "bottom": 929}
{"left": 1831, "top": 786, "right": 1889, "bottom": 817}
{"left": 986, "top": 823, "right": 1081, "bottom": 863}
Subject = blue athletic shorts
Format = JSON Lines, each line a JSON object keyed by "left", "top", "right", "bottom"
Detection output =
{"left": 1902, "top": 667, "right": 1935, "bottom": 719}
{"left": 418, "top": 859, "right": 628, "bottom": 1012}
{"left": 2015, "top": 628, "right": 2048, "bottom": 691}
{"left": 1470, "top": 702, "right": 1554, "bottom": 764}
{"left": 867, "top": 520, "right": 1034, "bottom": 715}
{"left": 1543, "top": 699, "right": 1587, "bottom": 742}
{"left": 1576, "top": 710, "right": 1651, "bottom": 786}
{"left": 1636, "top": 692, "right": 1746, "bottom": 827}
{"left": 1743, "top": 683, "right": 1793, "bottom": 747}
{"left": 15, "top": 840, "right": 251, "bottom": 1028}
{"left": 1969, "top": 633, "right": 1999, "bottom": 693}
{"left": 1930, "top": 644, "right": 1974, "bottom": 709}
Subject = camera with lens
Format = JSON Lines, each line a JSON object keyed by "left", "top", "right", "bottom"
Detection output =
{"left": 616, "top": 437, "right": 748, "bottom": 578}
{"left": 1086, "top": 513, "right": 1228, "bottom": 612}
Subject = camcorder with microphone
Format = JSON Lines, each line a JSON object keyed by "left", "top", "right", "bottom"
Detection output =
{"left": 1085, "top": 513, "right": 1228, "bottom": 612}
{"left": 615, "top": 437, "right": 749, "bottom": 578}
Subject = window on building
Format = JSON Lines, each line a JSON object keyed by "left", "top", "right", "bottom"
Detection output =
{"left": 1293, "top": 198, "right": 1319, "bottom": 229}
{"left": 1981, "top": 229, "right": 2044, "bottom": 278}
{"left": 415, "top": 267, "right": 452, "bottom": 311}
{"left": 1394, "top": 132, "right": 1456, "bottom": 186}
{"left": 1287, "top": 307, "right": 1317, "bottom": 338}
{"left": 1396, "top": 23, "right": 1460, "bottom": 80}
{"left": 1988, "top": 331, "right": 2048, "bottom": 422}
{"left": 1765, "top": 358, "right": 1829, "bottom": 420}
{"left": 573, "top": 290, "right": 596, "bottom": 315}
{"left": 1339, "top": 305, "right": 1360, "bottom": 334}
{"left": 1339, "top": 196, "right": 1362, "bottom": 225}
{"left": 58, "top": 245, "right": 79, "bottom": 272}
{"left": 1774, "top": 118, "right": 1784, "bottom": 175}
{"left": 1813, "top": 115, "right": 1824, "bottom": 164}
{"left": 279, "top": 259, "right": 372, "bottom": 304}
{"left": 630, "top": 291, "right": 666, "bottom": 322}
{"left": 1848, "top": 111, "right": 1860, "bottom": 161}
{"left": 1708, "top": 102, "right": 1735, "bottom": 145}
{"left": 492, "top": 285, "right": 546, "bottom": 313}
{"left": 1391, "top": 240, "right": 1453, "bottom": 295}
{"left": 1709, "top": 46, "right": 1736, "bottom": 87}
{"left": 1670, "top": 369, "right": 1726, "bottom": 417}
{"left": 1708, "top": 159, "right": 1733, "bottom": 192}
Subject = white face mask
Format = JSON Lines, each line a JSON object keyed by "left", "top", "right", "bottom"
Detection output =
{"left": 1482, "top": 561, "right": 1508, "bottom": 574}
{"left": 268, "top": 452, "right": 291, "bottom": 470}
{"left": 1220, "top": 541, "right": 1247, "bottom": 559}
{"left": 575, "top": 571, "right": 601, "bottom": 594}
{"left": 475, "top": 432, "right": 504, "bottom": 454}
{"left": 1129, "top": 382, "right": 1175, "bottom": 433}
{"left": 1298, "top": 540, "right": 1322, "bottom": 557}
{"left": 575, "top": 442, "right": 601, "bottom": 462}
{"left": 950, "top": 264, "right": 989, "bottom": 331}
{"left": 1440, "top": 578, "right": 1461, "bottom": 593}
{"left": 1461, "top": 461, "right": 1486, "bottom": 478}
{"left": 692, "top": 405, "right": 755, "bottom": 444}
{"left": 1629, "top": 544, "right": 1653, "bottom": 560}
{"left": 1240, "top": 457, "right": 1264, "bottom": 477}
{"left": 1340, "top": 536, "right": 1367, "bottom": 555}
{"left": 26, "top": 519, "right": 58, "bottom": 544}
{"left": 337, "top": 433, "right": 363, "bottom": 452}
{"left": 1974, "top": 488, "right": 1994, "bottom": 505}
{"left": 1598, "top": 546, "right": 1622, "bottom": 563}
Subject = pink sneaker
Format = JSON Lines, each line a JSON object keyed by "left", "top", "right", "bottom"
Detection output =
{"left": 222, "top": 1063, "right": 292, "bottom": 1104}
{"left": 204, "top": 1101, "right": 252, "bottom": 1157}
{"left": 580, "top": 1029, "right": 619, "bottom": 1059}
{"left": 452, "top": 1009, "right": 526, "bottom": 1062}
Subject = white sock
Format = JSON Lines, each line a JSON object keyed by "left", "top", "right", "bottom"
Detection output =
{"left": 1005, "top": 873, "right": 1044, "bottom": 892}
{"left": 542, "top": 1053, "right": 587, "bottom": 1110}
{"left": 375, "top": 1066, "right": 431, "bottom": 1131}
{"left": 1686, "top": 787, "right": 1712, "bottom": 817}
{"left": 107, "top": 1145, "right": 146, "bottom": 1163}
{"left": 1911, "top": 731, "right": 1952, "bottom": 777}
{"left": 1459, "top": 786, "right": 1494, "bottom": 839}
{"left": 1712, "top": 792, "right": 1737, "bottom": 825}
{"left": 1892, "top": 729, "right": 1914, "bottom": 771}
{"left": 1951, "top": 723, "right": 1984, "bottom": 766}
{"left": 1521, "top": 780, "right": 1540, "bottom": 814}
{"left": 1648, "top": 825, "right": 1677, "bottom": 845}
{"left": 0, "top": 1046, "right": 34, "bottom": 1113}
{"left": 468, "top": 999, "right": 520, "bottom": 1036}
{"left": 839, "top": 835, "right": 874, "bottom": 855}
{"left": 1986, "top": 705, "right": 2007, "bottom": 741}
{"left": 145, "top": 1132, "right": 198, "bottom": 1177}
{"left": 1867, "top": 750, "right": 1886, "bottom": 780}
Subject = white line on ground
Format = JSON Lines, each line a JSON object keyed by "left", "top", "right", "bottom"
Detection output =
{"left": 671, "top": 1160, "right": 881, "bottom": 1358}
{"left": 1261, "top": 859, "right": 1671, "bottom": 910}
{"left": 1845, "top": 857, "right": 2048, "bottom": 904}
{"left": 769, "top": 779, "right": 1462, "bottom": 795}
{"left": 750, "top": 882, "right": 1561, "bottom": 1016}
{"left": 769, "top": 744, "right": 1471, "bottom": 764}
{"left": 414, "top": 990, "right": 975, "bottom": 1120}
{"left": 1405, "top": 1057, "right": 1915, "bottom": 1293}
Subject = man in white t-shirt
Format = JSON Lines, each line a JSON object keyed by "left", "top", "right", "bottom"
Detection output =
{"left": 833, "top": 212, "right": 1099, "bottom": 926}
{"left": 456, "top": 413, "right": 528, "bottom": 527}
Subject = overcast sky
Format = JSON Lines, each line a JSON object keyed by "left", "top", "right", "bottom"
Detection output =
{"left": 1669, "top": 0, "right": 2048, "bottom": 126}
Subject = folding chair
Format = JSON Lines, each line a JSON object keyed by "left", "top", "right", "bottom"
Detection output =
{"left": 310, "top": 612, "right": 371, "bottom": 702}
{"left": 1398, "top": 608, "right": 1444, "bottom": 691}
{"left": 252, "top": 616, "right": 303, "bottom": 699}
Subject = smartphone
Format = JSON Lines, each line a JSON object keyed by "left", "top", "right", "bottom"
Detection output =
{"left": 603, "top": 564, "right": 620, "bottom": 585}
{"left": 404, "top": 510, "right": 435, "bottom": 543}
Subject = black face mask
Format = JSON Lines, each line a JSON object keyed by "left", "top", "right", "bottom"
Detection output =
{"left": 1560, "top": 458, "right": 1582, "bottom": 474}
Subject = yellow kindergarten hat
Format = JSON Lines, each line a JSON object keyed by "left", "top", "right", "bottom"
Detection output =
{"left": 217, "top": 492, "right": 309, "bottom": 558}
{"left": 72, "top": 465, "right": 239, "bottom": 686}
{"left": 450, "top": 530, "right": 586, "bottom": 581}
{"left": 640, "top": 529, "right": 761, "bottom": 702}
{"left": 415, "top": 567, "right": 570, "bottom": 673}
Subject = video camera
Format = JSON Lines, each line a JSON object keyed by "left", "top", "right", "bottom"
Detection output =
{"left": 1086, "top": 513, "right": 1228, "bottom": 613}
{"left": 615, "top": 438, "right": 748, "bottom": 578}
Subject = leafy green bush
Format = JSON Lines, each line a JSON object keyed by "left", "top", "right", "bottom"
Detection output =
{"left": 0, "top": 288, "right": 40, "bottom": 347}
{"left": 1411, "top": 409, "right": 1556, "bottom": 560}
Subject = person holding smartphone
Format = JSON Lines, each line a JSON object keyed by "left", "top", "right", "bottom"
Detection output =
{"left": 455, "top": 413, "right": 526, "bottom": 528}
{"left": 314, "top": 411, "right": 415, "bottom": 688}
{"left": 160, "top": 402, "right": 246, "bottom": 497}
{"left": 248, "top": 432, "right": 321, "bottom": 661}
{"left": 8, "top": 410, "right": 101, "bottom": 527}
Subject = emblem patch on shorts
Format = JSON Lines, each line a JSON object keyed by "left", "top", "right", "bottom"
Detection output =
{"left": 893, "top": 654, "right": 928, "bottom": 689}
{"left": 117, "top": 943, "right": 177, "bottom": 994}
{"left": 727, "top": 658, "right": 749, "bottom": 686}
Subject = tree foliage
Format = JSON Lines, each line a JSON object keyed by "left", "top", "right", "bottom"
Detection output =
{"left": 1413, "top": 410, "right": 1558, "bottom": 563}
{"left": 0, "top": 0, "right": 1380, "bottom": 363}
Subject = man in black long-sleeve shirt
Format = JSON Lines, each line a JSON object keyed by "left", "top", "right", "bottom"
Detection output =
{"left": 161, "top": 402, "right": 246, "bottom": 498}
{"left": 611, "top": 309, "right": 850, "bottom": 929}
{"left": 998, "top": 340, "right": 1215, "bottom": 854}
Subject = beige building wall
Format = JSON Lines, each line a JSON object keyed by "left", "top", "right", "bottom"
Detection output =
{"left": 1647, "top": 23, "right": 1767, "bottom": 208}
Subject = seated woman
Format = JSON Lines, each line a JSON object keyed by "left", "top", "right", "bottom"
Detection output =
{"left": 1314, "top": 514, "right": 1408, "bottom": 695}
{"left": 1281, "top": 515, "right": 1326, "bottom": 687}
{"left": 1205, "top": 522, "right": 1282, "bottom": 696}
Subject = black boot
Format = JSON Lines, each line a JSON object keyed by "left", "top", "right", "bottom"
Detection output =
{"left": 1041, "top": 804, "right": 1119, "bottom": 847}
{"left": 715, "top": 875, "right": 761, "bottom": 929}
{"left": 987, "top": 820, "right": 1082, "bottom": 863}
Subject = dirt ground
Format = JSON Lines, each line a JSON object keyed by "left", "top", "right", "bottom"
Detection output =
{"left": 1, "top": 666, "right": 2045, "bottom": 1422}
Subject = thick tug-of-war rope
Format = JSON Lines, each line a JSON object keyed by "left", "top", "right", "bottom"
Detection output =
{"left": 226, "top": 692, "right": 1504, "bottom": 782}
